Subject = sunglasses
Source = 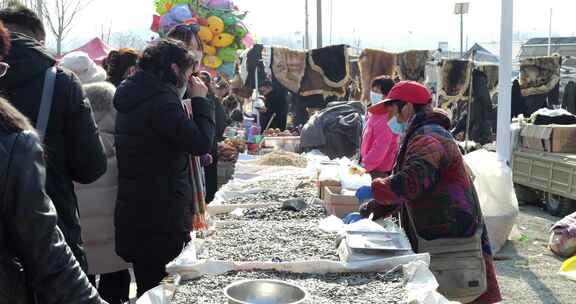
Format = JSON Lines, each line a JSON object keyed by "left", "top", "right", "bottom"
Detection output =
{"left": 0, "top": 62, "right": 9, "bottom": 77}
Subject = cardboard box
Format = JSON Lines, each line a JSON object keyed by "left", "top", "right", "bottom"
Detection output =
{"left": 324, "top": 186, "right": 359, "bottom": 218}
{"left": 318, "top": 180, "right": 341, "bottom": 199}
{"left": 521, "top": 124, "right": 576, "bottom": 153}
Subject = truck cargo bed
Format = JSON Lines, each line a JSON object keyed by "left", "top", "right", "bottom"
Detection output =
{"left": 513, "top": 149, "right": 576, "bottom": 201}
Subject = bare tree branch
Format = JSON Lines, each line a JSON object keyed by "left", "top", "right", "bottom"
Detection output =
{"left": 42, "top": 0, "right": 94, "bottom": 55}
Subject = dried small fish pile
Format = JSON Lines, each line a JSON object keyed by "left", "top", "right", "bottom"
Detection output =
{"left": 255, "top": 150, "right": 308, "bottom": 167}
{"left": 173, "top": 270, "right": 407, "bottom": 304}
{"left": 223, "top": 176, "right": 317, "bottom": 205}
{"left": 224, "top": 187, "right": 317, "bottom": 205}
{"left": 198, "top": 220, "right": 338, "bottom": 262}
{"left": 216, "top": 203, "right": 325, "bottom": 221}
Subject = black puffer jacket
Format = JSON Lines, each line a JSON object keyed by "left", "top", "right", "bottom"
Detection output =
{"left": 0, "top": 33, "right": 107, "bottom": 271}
{"left": 0, "top": 130, "right": 105, "bottom": 304}
{"left": 114, "top": 71, "right": 215, "bottom": 261}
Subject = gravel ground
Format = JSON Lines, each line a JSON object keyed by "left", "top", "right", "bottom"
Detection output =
{"left": 173, "top": 270, "right": 406, "bottom": 304}
{"left": 495, "top": 205, "right": 573, "bottom": 304}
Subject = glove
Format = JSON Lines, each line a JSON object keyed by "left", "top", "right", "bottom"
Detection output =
{"left": 200, "top": 154, "right": 213, "bottom": 166}
{"left": 359, "top": 201, "right": 376, "bottom": 218}
{"left": 355, "top": 186, "right": 374, "bottom": 203}
{"left": 343, "top": 212, "right": 363, "bottom": 224}
{"left": 359, "top": 200, "right": 399, "bottom": 220}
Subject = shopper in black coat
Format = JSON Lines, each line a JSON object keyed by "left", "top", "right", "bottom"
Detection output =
{"left": 0, "top": 6, "right": 107, "bottom": 271}
{"left": 113, "top": 39, "right": 215, "bottom": 296}
{"left": 0, "top": 19, "right": 105, "bottom": 302}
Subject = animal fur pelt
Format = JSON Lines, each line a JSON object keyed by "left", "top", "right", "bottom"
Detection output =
{"left": 358, "top": 49, "right": 396, "bottom": 102}
{"left": 477, "top": 64, "right": 499, "bottom": 97}
{"left": 271, "top": 47, "right": 307, "bottom": 93}
{"left": 300, "top": 53, "right": 346, "bottom": 97}
{"left": 309, "top": 44, "right": 351, "bottom": 88}
{"left": 520, "top": 56, "right": 561, "bottom": 97}
{"left": 440, "top": 59, "right": 473, "bottom": 101}
{"left": 396, "top": 50, "right": 429, "bottom": 83}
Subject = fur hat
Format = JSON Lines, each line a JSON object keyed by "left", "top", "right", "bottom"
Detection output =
{"left": 60, "top": 51, "right": 107, "bottom": 84}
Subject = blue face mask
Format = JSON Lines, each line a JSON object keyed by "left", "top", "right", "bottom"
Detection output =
{"left": 388, "top": 116, "right": 407, "bottom": 135}
{"left": 370, "top": 91, "right": 383, "bottom": 105}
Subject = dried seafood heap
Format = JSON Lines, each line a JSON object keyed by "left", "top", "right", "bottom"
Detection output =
{"left": 173, "top": 270, "right": 407, "bottom": 304}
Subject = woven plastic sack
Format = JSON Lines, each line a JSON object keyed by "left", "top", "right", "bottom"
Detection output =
{"left": 549, "top": 212, "right": 576, "bottom": 258}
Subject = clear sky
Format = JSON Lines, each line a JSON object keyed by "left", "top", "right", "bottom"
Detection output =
{"left": 61, "top": 0, "right": 576, "bottom": 52}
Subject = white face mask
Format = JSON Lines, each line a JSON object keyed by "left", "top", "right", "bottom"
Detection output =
{"left": 370, "top": 91, "right": 383, "bottom": 105}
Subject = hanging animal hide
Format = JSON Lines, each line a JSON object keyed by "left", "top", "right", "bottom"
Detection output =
{"left": 358, "top": 49, "right": 396, "bottom": 102}
{"left": 308, "top": 44, "right": 351, "bottom": 88}
{"left": 300, "top": 53, "right": 346, "bottom": 97}
{"left": 520, "top": 56, "right": 561, "bottom": 97}
{"left": 271, "top": 47, "right": 307, "bottom": 93}
{"left": 477, "top": 64, "right": 499, "bottom": 98}
{"left": 397, "top": 50, "right": 429, "bottom": 83}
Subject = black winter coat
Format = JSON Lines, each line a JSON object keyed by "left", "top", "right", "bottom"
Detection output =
{"left": 113, "top": 71, "right": 215, "bottom": 261}
{"left": 0, "top": 130, "right": 104, "bottom": 304}
{"left": 0, "top": 33, "right": 107, "bottom": 271}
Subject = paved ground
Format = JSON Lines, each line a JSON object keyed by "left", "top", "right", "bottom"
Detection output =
{"left": 495, "top": 205, "right": 574, "bottom": 304}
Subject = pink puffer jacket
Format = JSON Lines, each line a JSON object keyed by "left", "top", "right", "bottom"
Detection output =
{"left": 361, "top": 113, "right": 399, "bottom": 173}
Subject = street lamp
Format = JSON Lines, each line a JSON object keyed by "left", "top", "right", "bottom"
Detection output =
{"left": 454, "top": 2, "right": 470, "bottom": 57}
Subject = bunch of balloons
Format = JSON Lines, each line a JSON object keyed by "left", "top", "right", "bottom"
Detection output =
{"left": 152, "top": 0, "right": 255, "bottom": 77}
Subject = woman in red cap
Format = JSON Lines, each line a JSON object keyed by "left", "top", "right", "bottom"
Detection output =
{"left": 361, "top": 76, "right": 399, "bottom": 179}
{"left": 356, "top": 81, "right": 502, "bottom": 304}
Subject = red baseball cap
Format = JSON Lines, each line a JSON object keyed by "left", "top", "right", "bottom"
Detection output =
{"left": 384, "top": 81, "right": 432, "bottom": 105}
{"left": 368, "top": 81, "right": 431, "bottom": 114}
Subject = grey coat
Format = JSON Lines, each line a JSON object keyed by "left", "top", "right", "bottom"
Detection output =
{"left": 75, "top": 82, "right": 130, "bottom": 275}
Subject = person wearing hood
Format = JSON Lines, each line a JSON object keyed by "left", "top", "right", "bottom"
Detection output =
{"left": 0, "top": 5, "right": 107, "bottom": 273}
{"left": 361, "top": 75, "right": 399, "bottom": 179}
{"left": 71, "top": 60, "right": 131, "bottom": 303}
{"left": 60, "top": 51, "right": 108, "bottom": 84}
{"left": 355, "top": 81, "right": 501, "bottom": 304}
{"left": 113, "top": 39, "right": 215, "bottom": 297}
{"left": 0, "top": 18, "right": 106, "bottom": 304}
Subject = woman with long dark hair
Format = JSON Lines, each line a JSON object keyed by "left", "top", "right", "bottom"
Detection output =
{"left": 113, "top": 39, "right": 215, "bottom": 296}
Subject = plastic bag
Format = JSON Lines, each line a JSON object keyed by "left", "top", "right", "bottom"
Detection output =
{"left": 464, "top": 150, "right": 519, "bottom": 253}
{"left": 404, "top": 261, "right": 460, "bottom": 304}
{"left": 549, "top": 212, "right": 576, "bottom": 257}
{"left": 339, "top": 162, "right": 372, "bottom": 190}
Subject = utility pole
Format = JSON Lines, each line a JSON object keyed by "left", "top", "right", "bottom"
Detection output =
{"left": 548, "top": 8, "right": 552, "bottom": 56}
{"left": 460, "top": 13, "right": 464, "bottom": 55}
{"left": 496, "top": 0, "right": 513, "bottom": 164}
{"left": 304, "top": 0, "right": 310, "bottom": 49}
{"left": 454, "top": 3, "right": 469, "bottom": 58}
{"left": 317, "top": 0, "right": 323, "bottom": 48}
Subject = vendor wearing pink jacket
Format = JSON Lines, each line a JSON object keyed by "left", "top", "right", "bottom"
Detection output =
{"left": 361, "top": 76, "right": 399, "bottom": 178}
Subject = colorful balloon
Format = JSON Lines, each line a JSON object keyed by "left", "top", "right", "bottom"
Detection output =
{"left": 218, "top": 47, "right": 237, "bottom": 62}
{"left": 218, "top": 62, "right": 235, "bottom": 77}
{"left": 207, "top": 16, "right": 225, "bottom": 34}
{"left": 203, "top": 55, "right": 223, "bottom": 69}
{"left": 198, "top": 26, "right": 214, "bottom": 44}
{"left": 208, "top": 0, "right": 231, "bottom": 10}
{"left": 211, "top": 33, "right": 235, "bottom": 48}
{"left": 241, "top": 33, "right": 255, "bottom": 48}
{"left": 203, "top": 44, "right": 217, "bottom": 56}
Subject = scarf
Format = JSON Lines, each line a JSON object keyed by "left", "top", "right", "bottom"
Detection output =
{"left": 182, "top": 99, "right": 208, "bottom": 230}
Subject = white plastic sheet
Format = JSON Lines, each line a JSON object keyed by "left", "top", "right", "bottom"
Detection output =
{"left": 464, "top": 150, "right": 520, "bottom": 253}
{"left": 166, "top": 253, "right": 431, "bottom": 281}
